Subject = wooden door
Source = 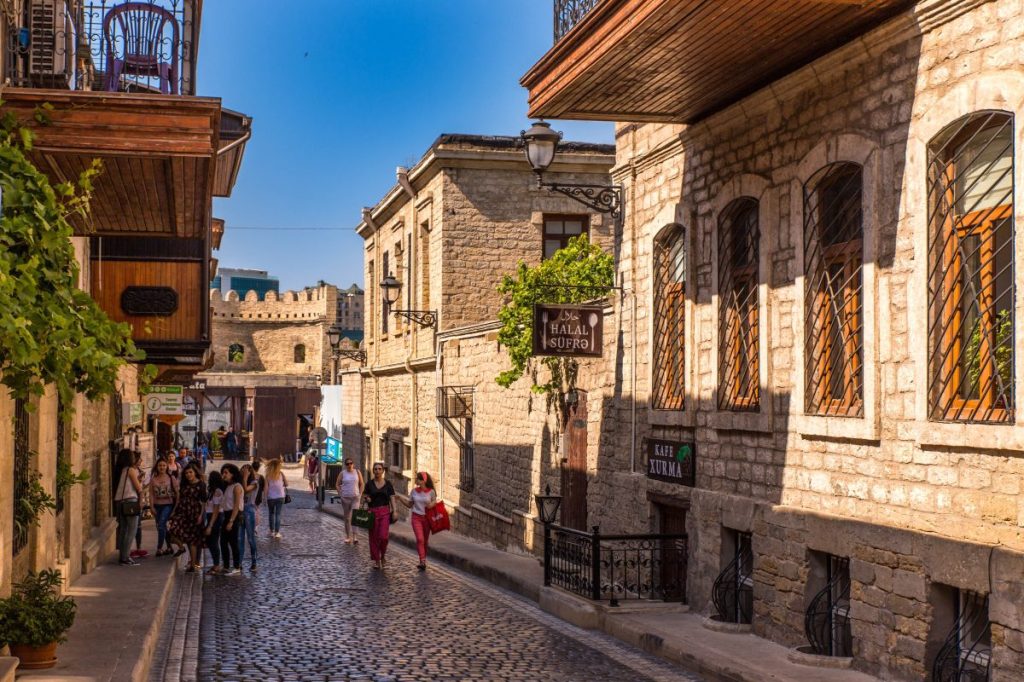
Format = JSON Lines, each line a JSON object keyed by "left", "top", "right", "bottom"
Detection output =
{"left": 659, "top": 504, "right": 688, "bottom": 602}
{"left": 561, "top": 391, "right": 589, "bottom": 530}
{"left": 253, "top": 392, "right": 295, "bottom": 461}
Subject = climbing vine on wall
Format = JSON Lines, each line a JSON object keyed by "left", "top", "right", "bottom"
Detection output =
{"left": 0, "top": 103, "right": 149, "bottom": 408}
{"left": 495, "top": 235, "right": 614, "bottom": 422}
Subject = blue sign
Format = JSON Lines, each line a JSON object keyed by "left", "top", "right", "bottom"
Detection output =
{"left": 323, "top": 437, "right": 342, "bottom": 464}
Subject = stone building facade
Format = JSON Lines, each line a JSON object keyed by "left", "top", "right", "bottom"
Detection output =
{"left": 355, "top": 134, "right": 615, "bottom": 511}
{"left": 335, "top": 283, "right": 365, "bottom": 337}
{"left": 512, "top": 0, "right": 1024, "bottom": 679}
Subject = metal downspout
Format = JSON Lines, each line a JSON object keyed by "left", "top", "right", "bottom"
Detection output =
{"left": 397, "top": 167, "right": 419, "bottom": 477}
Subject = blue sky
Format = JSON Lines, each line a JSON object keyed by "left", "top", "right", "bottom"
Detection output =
{"left": 198, "top": 1, "right": 613, "bottom": 292}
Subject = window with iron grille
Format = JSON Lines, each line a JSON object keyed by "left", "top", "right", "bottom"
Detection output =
{"left": 543, "top": 214, "right": 589, "bottom": 259}
{"left": 804, "top": 163, "right": 864, "bottom": 416}
{"left": 367, "top": 260, "right": 375, "bottom": 342}
{"left": 56, "top": 398, "right": 66, "bottom": 514}
{"left": 381, "top": 252, "right": 390, "bottom": 334}
{"left": 13, "top": 398, "right": 31, "bottom": 555}
{"left": 931, "top": 589, "right": 991, "bottom": 681}
{"left": 718, "top": 199, "right": 760, "bottom": 410}
{"left": 653, "top": 224, "right": 687, "bottom": 410}
{"left": 928, "top": 112, "right": 1014, "bottom": 423}
{"left": 460, "top": 418, "right": 475, "bottom": 492}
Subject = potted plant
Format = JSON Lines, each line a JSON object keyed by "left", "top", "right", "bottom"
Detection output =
{"left": 0, "top": 569, "right": 76, "bottom": 669}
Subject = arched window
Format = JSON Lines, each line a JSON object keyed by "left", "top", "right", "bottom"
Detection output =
{"left": 228, "top": 344, "right": 244, "bottom": 363}
{"left": 804, "top": 162, "right": 864, "bottom": 416}
{"left": 718, "top": 198, "right": 760, "bottom": 410}
{"left": 294, "top": 344, "right": 306, "bottom": 363}
{"left": 928, "top": 111, "right": 1014, "bottom": 422}
{"left": 653, "top": 224, "right": 687, "bottom": 410}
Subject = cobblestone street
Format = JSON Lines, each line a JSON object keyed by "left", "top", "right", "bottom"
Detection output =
{"left": 195, "top": 493, "right": 702, "bottom": 681}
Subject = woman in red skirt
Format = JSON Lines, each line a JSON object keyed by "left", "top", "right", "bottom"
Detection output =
{"left": 362, "top": 462, "right": 396, "bottom": 569}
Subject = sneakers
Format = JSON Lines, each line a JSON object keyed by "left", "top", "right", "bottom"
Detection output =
{"left": 225, "top": 568, "right": 242, "bottom": 576}
{"left": 119, "top": 559, "right": 139, "bottom": 566}
{"left": 129, "top": 549, "right": 148, "bottom": 558}
{"left": 273, "top": 531, "right": 282, "bottom": 539}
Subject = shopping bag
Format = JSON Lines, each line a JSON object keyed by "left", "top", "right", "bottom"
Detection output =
{"left": 427, "top": 501, "right": 450, "bottom": 533}
{"left": 352, "top": 508, "right": 374, "bottom": 530}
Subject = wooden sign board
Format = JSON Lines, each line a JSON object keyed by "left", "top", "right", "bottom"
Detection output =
{"left": 646, "top": 438, "right": 696, "bottom": 487}
{"left": 532, "top": 304, "right": 603, "bottom": 357}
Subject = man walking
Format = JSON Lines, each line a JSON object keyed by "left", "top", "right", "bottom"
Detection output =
{"left": 225, "top": 427, "right": 238, "bottom": 460}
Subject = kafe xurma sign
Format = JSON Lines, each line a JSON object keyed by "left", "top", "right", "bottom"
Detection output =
{"left": 532, "top": 304, "right": 603, "bottom": 357}
{"left": 646, "top": 439, "right": 696, "bottom": 487}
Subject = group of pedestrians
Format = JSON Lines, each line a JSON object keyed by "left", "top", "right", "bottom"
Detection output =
{"left": 112, "top": 448, "right": 291, "bottom": 575}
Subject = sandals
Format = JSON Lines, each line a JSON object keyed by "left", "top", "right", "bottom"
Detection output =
{"left": 173, "top": 547, "right": 186, "bottom": 557}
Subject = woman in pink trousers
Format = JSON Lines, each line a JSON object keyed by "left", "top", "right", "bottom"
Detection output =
{"left": 398, "top": 471, "right": 437, "bottom": 571}
{"left": 362, "top": 462, "right": 396, "bottom": 569}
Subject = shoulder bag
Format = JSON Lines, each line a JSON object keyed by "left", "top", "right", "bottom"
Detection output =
{"left": 116, "top": 469, "right": 141, "bottom": 517}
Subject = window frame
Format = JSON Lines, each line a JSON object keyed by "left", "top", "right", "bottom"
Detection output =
{"left": 294, "top": 344, "right": 306, "bottom": 364}
{"left": 717, "top": 198, "right": 761, "bottom": 412}
{"left": 542, "top": 213, "right": 590, "bottom": 260}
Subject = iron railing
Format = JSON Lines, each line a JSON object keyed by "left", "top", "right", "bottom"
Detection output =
{"left": 712, "top": 533, "right": 753, "bottom": 624}
{"left": 437, "top": 386, "right": 474, "bottom": 419}
{"left": 554, "top": 0, "right": 601, "bottom": 41}
{"left": 13, "top": 398, "right": 31, "bottom": 555}
{"left": 927, "top": 111, "right": 1015, "bottom": 424}
{"left": 805, "top": 555, "right": 852, "bottom": 657}
{"left": 932, "top": 590, "right": 992, "bottom": 682}
{"left": 544, "top": 524, "right": 687, "bottom": 605}
{"left": 804, "top": 162, "right": 865, "bottom": 417}
{"left": 718, "top": 198, "right": 760, "bottom": 411}
{"left": 3, "top": 0, "right": 198, "bottom": 94}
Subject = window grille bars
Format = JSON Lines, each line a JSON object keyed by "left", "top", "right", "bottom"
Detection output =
{"left": 804, "top": 163, "right": 865, "bottom": 416}
{"left": 653, "top": 225, "right": 687, "bottom": 410}
{"left": 712, "top": 531, "right": 754, "bottom": 624}
{"left": 13, "top": 398, "right": 31, "bottom": 555}
{"left": 932, "top": 590, "right": 991, "bottom": 682}
{"left": 805, "top": 555, "right": 852, "bottom": 657}
{"left": 718, "top": 199, "right": 760, "bottom": 411}
{"left": 56, "top": 397, "right": 66, "bottom": 514}
{"left": 927, "top": 111, "right": 1015, "bottom": 423}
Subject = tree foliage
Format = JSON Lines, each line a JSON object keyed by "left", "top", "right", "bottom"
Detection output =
{"left": 0, "top": 103, "right": 147, "bottom": 408}
{"left": 495, "top": 235, "right": 615, "bottom": 409}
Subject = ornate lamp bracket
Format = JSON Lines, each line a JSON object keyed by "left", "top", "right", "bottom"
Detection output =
{"left": 336, "top": 349, "right": 367, "bottom": 363}
{"left": 392, "top": 309, "right": 437, "bottom": 329}
{"left": 539, "top": 179, "right": 623, "bottom": 220}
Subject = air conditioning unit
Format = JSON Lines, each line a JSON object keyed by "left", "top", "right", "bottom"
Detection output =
{"left": 28, "top": 0, "right": 70, "bottom": 87}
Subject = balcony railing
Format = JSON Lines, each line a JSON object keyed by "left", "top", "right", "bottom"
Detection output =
{"left": 554, "top": 0, "right": 600, "bottom": 41}
{"left": 3, "top": 0, "right": 198, "bottom": 95}
{"left": 545, "top": 524, "right": 688, "bottom": 605}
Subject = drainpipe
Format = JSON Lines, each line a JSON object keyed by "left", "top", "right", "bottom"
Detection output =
{"left": 362, "top": 207, "right": 381, "bottom": 463}
{"left": 397, "top": 167, "right": 420, "bottom": 478}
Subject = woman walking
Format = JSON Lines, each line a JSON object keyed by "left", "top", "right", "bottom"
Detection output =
{"left": 337, "top": 459, "right": 364, "bottom": 545}
{"left": 114, "top": 449, "right": 143, "bottom": 566}
{"left": 237, "top": 463, "right": 258, "bottom": 572}
{"left": 167, "top": 465, "right": 207, "bottom": 572}
{"left": 164, "top": 450, "right": 181, "bottom": 481}
{"left": 362, "top": 462, "right": 396, "bottom": 569}
{"left": 264, "top": 458, "right": 288, "bottom": 539}
{"left": 219, "top": 464, "right": 244, "bottom": 575}
{"left": 149, "top": 458, "right": 178, "bottom": 556}
{"left": 397, "top": 472, "right": 437, "bottom": 571}
{"left": 204, "top": 471, "right": 224, "bottom": 574}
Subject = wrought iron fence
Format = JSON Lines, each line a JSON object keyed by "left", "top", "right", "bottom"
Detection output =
{"left": 932, "top": 590, "right": 991, "bottom": 682}
{"left": 13, "top": 398, "right": 31, "bottom": 555}
{"left": 3, "top": 0, "right": 198, "bottom": 94}
{"left": 712, "top": 533, "right": 753, "bottom": 624}
{"left": 554, "top": 0, "right": 601, "bottom": 41}
{"left": 805, "top": 555, "right": 852, "bottom": 657}
{"left": 545, "top": 524, "right": 687, "bottom": 605}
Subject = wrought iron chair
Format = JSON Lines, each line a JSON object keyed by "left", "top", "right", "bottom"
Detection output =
{"left": 103, "top": 2, "right": 179, "bottom": 94}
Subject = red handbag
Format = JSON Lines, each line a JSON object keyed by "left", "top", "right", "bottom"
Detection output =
{"left": 427, "top": 501, "right": 450, "bottom": 533}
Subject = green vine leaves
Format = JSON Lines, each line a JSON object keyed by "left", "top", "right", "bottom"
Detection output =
{"left": 495, "top": 234, "right": 614, "bottom": 418}
{"left": 0, "top": 104, "right": 148, "bottom": 409}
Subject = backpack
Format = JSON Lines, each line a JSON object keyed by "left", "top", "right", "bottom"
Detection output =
{"left": 255, "top": 474, "right": 267, "bottom": 505}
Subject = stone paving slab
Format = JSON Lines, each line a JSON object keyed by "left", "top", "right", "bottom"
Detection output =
{"left": 17, "top": 527, "right": 182, "bottom": 682}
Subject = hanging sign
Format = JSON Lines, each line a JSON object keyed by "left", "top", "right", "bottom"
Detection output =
{"left": 323, "top": 437, "right": 342, "bottom": 464}
{"left": 646, "top": 439, "right": 696, "bottom": 487}
{"left": 122, "top": 402, "right": 144, "bottom": 427}
{"left": 532, "top": 304, "right": 603, "bottom": 357}
{"left": 143, "top": 385, "right": 184, "bottom": 416}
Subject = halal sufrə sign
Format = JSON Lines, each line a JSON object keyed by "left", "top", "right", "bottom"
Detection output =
{"left": 532, "top": 304, "right": 604, "bottom": 357}
{"left": 646, "top": 439, "right": 696, "bottom": 487}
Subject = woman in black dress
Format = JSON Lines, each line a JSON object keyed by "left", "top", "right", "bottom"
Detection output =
{"left": 167, "top": 464, "right": 207, "bottom": 572}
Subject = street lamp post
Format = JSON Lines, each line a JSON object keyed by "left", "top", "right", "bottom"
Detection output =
{"left": 327, "top": 324, "right": 342, "bottom": 386}
{"left": 534, "top": 485, "right": 563, "bottom": 587}
{"left": 379, "top": 274, "right": 437, "bottom": 328}
{"left": 521, "top": 120, "right": 623, "bottom": 222}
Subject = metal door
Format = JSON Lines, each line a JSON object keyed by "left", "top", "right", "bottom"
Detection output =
{"left": 659, "top": 504, "right": 688, "bottom": 602}
{"left": 560, "top": 391, "right": 589, "bottom": 530}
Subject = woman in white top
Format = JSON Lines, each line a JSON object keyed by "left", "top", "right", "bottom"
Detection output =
{"left": 337, "top": 459, "right": 364, "bottom": 545}
{"left": 204, "top": 470, "right": 225, "bottom": 574}
{"left": 218, "top": 464, "right": 244, "bottom": 575}
{"left": 397, "top": 471, "right": 437, "bottom": 571}
{"left": 114, "top": 449, "right": 144, "bottom": 566}
{"left": 264, "top": 458, "right": 288, "bottom": 539}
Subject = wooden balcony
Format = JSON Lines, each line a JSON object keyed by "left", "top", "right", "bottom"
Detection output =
{"left": 523, "top": 0, "right": 914, "bottom": 124}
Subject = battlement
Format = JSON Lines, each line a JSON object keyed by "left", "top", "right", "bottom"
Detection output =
{"left": 209, "top": 284, "right": 338, "bottom": 322}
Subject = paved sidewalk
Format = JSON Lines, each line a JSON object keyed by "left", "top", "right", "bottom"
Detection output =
{"left": 17, "top": 527, "right": 182, "bottom": 682}
{"left": 320, "top": 501, "right": 878, "bottom": 682}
